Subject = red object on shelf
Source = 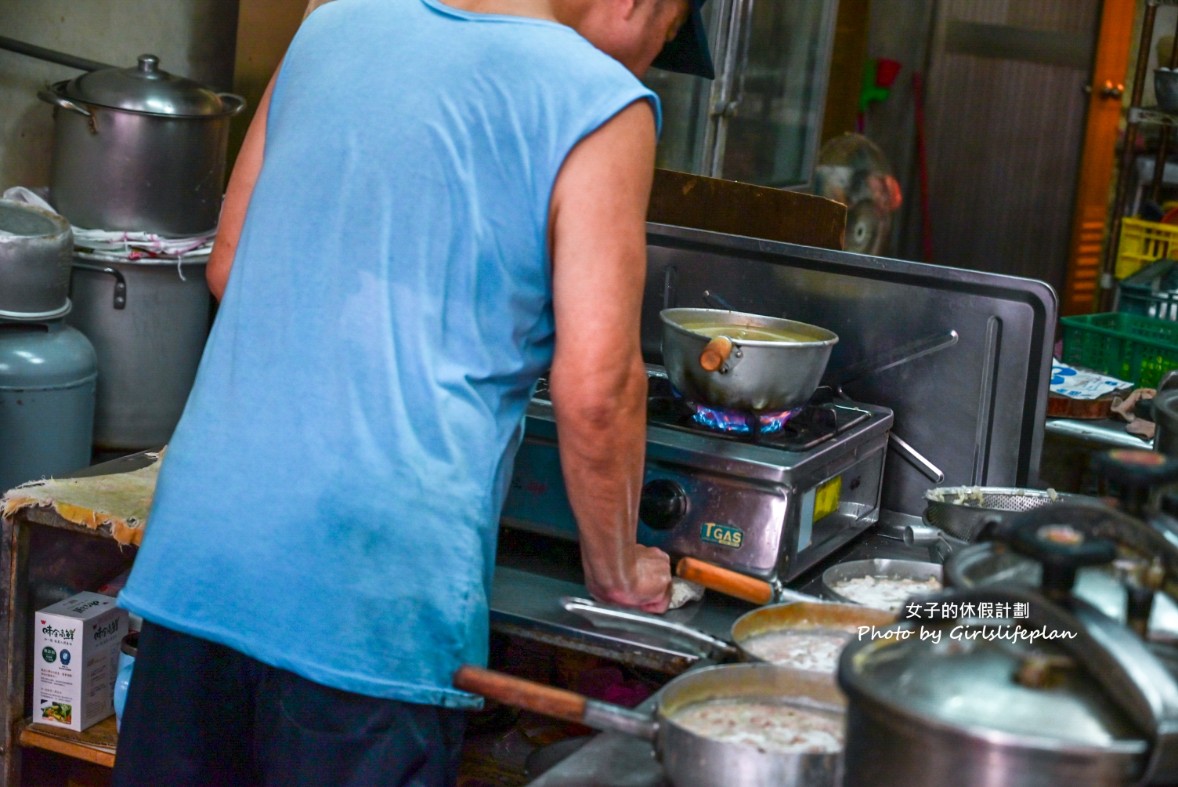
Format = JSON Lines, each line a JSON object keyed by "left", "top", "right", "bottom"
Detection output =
{"left": 875, "top": 58, "right": 902, "bottom": 88}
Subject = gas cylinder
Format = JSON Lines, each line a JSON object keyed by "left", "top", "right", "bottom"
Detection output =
{"left": 0, "top": 317, "right": 97, "bottom": 493}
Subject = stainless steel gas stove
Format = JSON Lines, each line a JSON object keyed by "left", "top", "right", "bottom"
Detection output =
{"left": 500, "top": 366, "right": 894, "bottom": 585}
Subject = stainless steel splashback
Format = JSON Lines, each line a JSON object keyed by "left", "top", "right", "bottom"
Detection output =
{"left": 643, "top": 223, "right": 1057, "bottom": 518}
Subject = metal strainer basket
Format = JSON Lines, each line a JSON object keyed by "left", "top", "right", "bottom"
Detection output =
{"left": 923, "top": 486, "right": 1083, "bottom": 542}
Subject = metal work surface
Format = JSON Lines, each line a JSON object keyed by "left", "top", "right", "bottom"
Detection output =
{"left": 1044, "top": 417, "right": 1152, "bottom": 450}
{"left": 501, "top": 524, "right": 931, "bottom": 786}
{"left": 641, "top": 223, "right": 1057, "bottom": 519}
{"left": 492, "top": 530, "right": 757, "bottom": 674}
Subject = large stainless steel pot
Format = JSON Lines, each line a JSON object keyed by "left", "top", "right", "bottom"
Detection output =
{"left": 38, "top": 54, "right": 245, "bottom": 236}
{"left": 837, "top": 587, "right": 1178, "bottom": 786}
{"left": 456, "top": 663, "right": 845, "bottom": 786}
{"left": 944, "top": 499, "right": 1178, "bottom": 640}
{"left": 67, "top": 251, "right": 210, "bottom": 450}
{"left": 660, "top": 307, "right": 837, "bottom": 412}
{"left": 0, "top": 199, "right": 72, "bottom": 320}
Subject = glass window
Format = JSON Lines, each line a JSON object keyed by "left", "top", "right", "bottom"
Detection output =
{"left": 644, "top": 0, "right": 838, "bottom": 190}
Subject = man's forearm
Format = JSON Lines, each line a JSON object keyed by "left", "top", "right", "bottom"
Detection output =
{"left": 550, "top": 355, "right": 648, "bottom": 595}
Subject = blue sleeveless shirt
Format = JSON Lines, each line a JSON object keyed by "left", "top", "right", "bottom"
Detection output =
{"left": 119, "top": 0, "right": 659, "bottom": 707}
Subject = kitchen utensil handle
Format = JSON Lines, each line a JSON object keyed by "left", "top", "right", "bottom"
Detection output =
{"left": 699, "top": 337, "right": 733, "bottom": 373}
{"left": 453, "top": 665, "right": 657, "bottom": 741}
{"left": 676, "top": 557, "right": 774, "bottom": 605}
{"left": 70, "top": 262, "right": 127, "bottom": 309}
{"left": 37, "top": 88, "right": 92, "bottom": 117}
{"left": 216, "top": 93, "right": 248, "bottom": 116}
{"left": 455, "top": 665, "right": 587, "bottom": 723}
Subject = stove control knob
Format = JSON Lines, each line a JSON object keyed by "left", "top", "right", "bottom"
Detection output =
{"left": 640, "top": 479, "right": 688, "bottom": 530}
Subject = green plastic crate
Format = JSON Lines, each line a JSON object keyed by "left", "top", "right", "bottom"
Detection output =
{"left": 1060, "top": 312, "right": 1178, "bottom": 388}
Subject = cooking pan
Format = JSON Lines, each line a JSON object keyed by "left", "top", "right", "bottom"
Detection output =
{"left": 660, "top": 308, "right": 838, "bottom": 412}
{"left": 563, "top": 596, "right": 894, "bottom": 673}
{"left": 454, "top": 663, "right": 845, "bottom": 787}
{"left": 675, "top": 556, "right": 943, "bottom": 618}
{"left": 674, "top": 556, "right": 819, "bottom": 606}
{"left": 821, "top": 559, "right": 944, "bottom": 613}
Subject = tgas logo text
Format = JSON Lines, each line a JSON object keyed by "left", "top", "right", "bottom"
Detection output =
{"left": 700, "top": 523, "right": 743, "bottom": 548}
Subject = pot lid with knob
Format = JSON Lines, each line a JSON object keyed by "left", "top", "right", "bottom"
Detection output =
{"left": 57, "top": 54, "right": 238, "bottom": 118}
{"left": 838, "top": 500, "right": 1178, "bottom": 785}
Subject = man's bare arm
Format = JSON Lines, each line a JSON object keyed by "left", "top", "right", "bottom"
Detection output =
{"left": 547, "top": 99, "right": 671, "bottom": 613}
{"left": 206, "top": 65, "right": 279, "bottom": 301}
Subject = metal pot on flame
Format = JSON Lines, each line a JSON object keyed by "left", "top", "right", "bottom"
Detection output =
{"left": 659, "top": 308, "right": 838, "bottom": 413}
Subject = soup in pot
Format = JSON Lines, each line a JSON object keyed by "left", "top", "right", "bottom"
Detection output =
{"left": 672, "top": 698, "right": 844, "bottom": 754}
{"left": 675, "top": 322, "right": 818, "bottom": 343}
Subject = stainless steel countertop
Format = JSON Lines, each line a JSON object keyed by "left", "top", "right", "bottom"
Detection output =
{"left": 489, "top": 514, "right": 932, "bottom": 785}
{"left": 1044, "top": 417, "right": 1150, "bottom": 449}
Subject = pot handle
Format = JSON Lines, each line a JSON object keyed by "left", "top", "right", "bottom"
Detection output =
{"left": 71, "top": 262, "right": 127, "bottom": 309}
{"left": 677, "top": 557, "right": 774, "bottom": 605}
{"left": 560, "top": 596, "right": 740, "bottom": 660}
{"left": 453, "top": 665, "right": 657, "bottom": 742}
{"left": 217, "top": 93, "right": 247, "bottom": 117}
{"left": 699, "top": 336, "right": 734, "bottom": 373}
{"left": 37, "top": 87, "right": 92, "bottom": 118}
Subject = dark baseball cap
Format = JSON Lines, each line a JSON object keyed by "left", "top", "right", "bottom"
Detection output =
{"left": 651, "top": 0, "right": 714, "bottom": 79}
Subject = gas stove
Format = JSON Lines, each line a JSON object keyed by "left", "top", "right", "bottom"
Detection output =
{"left": 500, "top": 366, "right": 894, "bottom": 584}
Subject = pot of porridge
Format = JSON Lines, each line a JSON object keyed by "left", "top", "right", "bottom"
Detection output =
{"left": 455, "top": 663, "right": 846, "bottom": 787}
{"left": 821, "top": 559, "right": 943, "bottom": 614}
{"left": 729, "top": 602, "right": 895, "bottom": 673}
{"left": 562, "top": 596, "right": 894, "bottom": 675}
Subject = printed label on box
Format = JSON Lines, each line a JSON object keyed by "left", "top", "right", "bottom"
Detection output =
{"left": 34, "top": 592, "right": 128, "bottom": 731}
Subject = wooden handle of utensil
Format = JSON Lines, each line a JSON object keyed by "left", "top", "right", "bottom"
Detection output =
{"left": 454, "top": 665, "right": 588, "bottom": 724}
{"left": 675, "top": 557, "right": 774, "bottom": 605}
{"left": 699, "top": 337, "right": 734, "bottom": 372}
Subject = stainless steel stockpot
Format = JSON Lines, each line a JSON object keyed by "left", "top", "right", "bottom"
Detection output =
{"left": 837, "top": 586, "right": 1178, "bottom": 786}
{"left": 39, "top": 54, "right": 245, "bottom": 236}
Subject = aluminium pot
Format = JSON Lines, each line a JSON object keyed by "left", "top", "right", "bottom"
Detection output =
{"left": 38, "top": 54, "right": 245, "bottom": 236}
{"left": 67, "top": 251, "right": 210, "bottom": 450}
{"left": 0, "top": 199, "right": 73, "bottom": 320}
{"left": 659, "top": 308, "right": 837, "bottom": 412}
{"left": 456, "top": 662, "right": 845, "bottom": 786}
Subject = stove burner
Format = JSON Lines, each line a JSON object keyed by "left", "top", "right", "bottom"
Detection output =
{"left": 691, "top": 403, "right": 800, "bottom": 435}
{"left": 643, "top": 374, "right": 872, "bottom": 451}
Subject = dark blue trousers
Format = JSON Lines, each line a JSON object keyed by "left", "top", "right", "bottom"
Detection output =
{"left": 111, "top": 621, "right": 467, "bottom": 786}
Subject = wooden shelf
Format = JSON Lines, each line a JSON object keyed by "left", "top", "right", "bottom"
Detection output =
{"left": 16, "top": 717, "right": 117, "bottom": 769}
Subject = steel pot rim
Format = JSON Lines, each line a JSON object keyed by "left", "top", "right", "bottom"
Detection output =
{"left": 820, "top": 558, "right": 944, "bottom": 608}
{"left": 44, "top": 74, "right": 246, "bottom": 120}
{"left": 0, "top": 302, "right": 72, "bottom": 322}
{"left": 660, "top": 307, "right": 839, "bottom": 347}
{"left": 0, "top": 198, "right": 72, "bottom": 242}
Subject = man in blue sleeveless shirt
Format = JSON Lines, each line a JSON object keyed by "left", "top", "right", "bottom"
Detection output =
{"left": 113, "top": 0, "right": 712, "bottom": 784}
